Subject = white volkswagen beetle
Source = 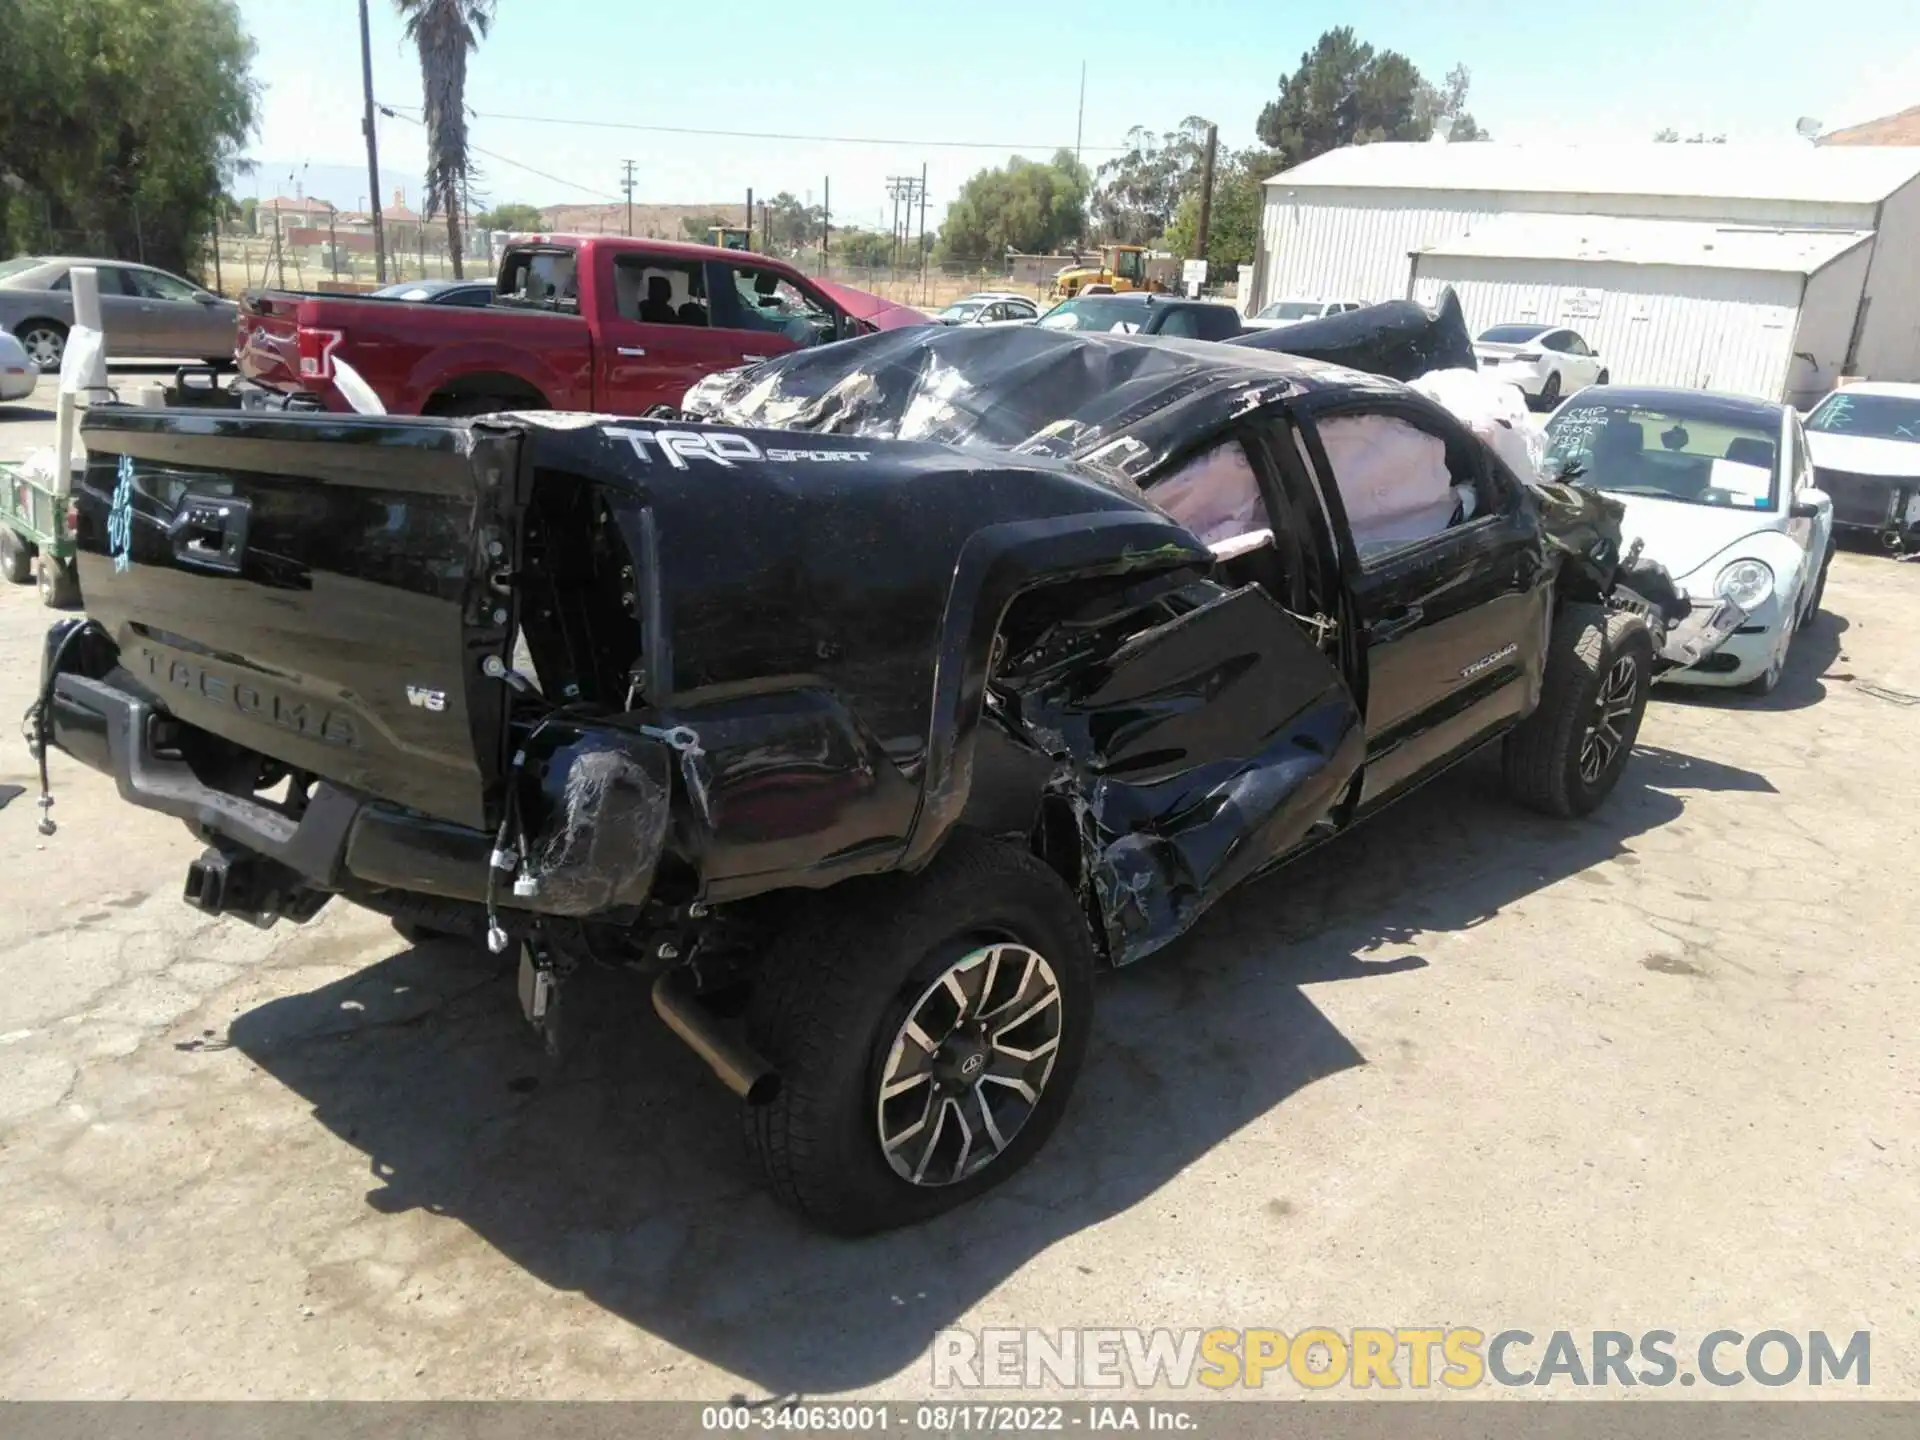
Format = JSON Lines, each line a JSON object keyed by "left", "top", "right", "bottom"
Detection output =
{"left": 1544, "top": 386, "right": 1835, "bottom": 696}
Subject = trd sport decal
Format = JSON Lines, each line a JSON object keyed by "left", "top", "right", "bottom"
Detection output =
{"left": 606, "top": 427, "right": 870, "bottom": 469}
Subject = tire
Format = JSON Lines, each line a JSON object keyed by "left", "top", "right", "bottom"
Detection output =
{"left": 1538, "top": 372, "right": 1563, "bottom": 409}
{"left": 744, "top": 832, "right": 1096, "bottom": 1235}
{"left": 0, "top": 527, "right": 33, "bottom": 586}
{"left": 1596, "top": 369, "right": 1610, "bottom": 386}
{"left": 1740, "top": 614, "right": 1794, "bottom": 697}
{"left": 1804, "top": 547, "right": 1831, "bottom": 621}
{"left": 425, "top": 392, "right": 542, "bottom": 418}
{"left": 1503, "top": 605, "right": 1653, "bottom": 819}
{"left": 36, "top": 551, "right": 79, "bottom": 609}
{"left": 16, "top": 321, "right": 66, "bottom": 371}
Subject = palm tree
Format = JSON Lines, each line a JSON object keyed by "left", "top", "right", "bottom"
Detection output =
{"left": 395, "top": 0, "right": 494, "bottom": 278}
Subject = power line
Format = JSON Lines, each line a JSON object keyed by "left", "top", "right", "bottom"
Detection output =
{"left": 376, "top": 106, "right": 622, "bottom": 201}
{"left": 378, "top": 100, "right": 1128, "bottom": 153}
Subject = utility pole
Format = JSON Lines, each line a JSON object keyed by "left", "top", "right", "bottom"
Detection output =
{"left": 1074, "top": 61, "right": 1086, "bottom": 175}
{"left": 885, "top": 174, "right": 924, "bottom": 274}
{"left": 745, "top": 188, "right": 754, "bottom": 247}
{"left": 1193, "top": 123, "right": 1219, "bottom": 271}
{"left": 821, "top": 176, "right": 830, "bottom": 269}
{"left": 357, "top": 0, "right": 387, "bottom": 282}
{"left": 621, "top": 159, "right": 637, "bottom": 236}
{"left": 917, "top": 162, "right": 928, "bottom": 296}
{"left": 328, "top": 206, "right": 339, "bottom": 281}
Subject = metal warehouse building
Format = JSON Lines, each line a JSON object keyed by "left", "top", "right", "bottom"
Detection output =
{"left": 1253, "top": 144, "right": 1920, "bottom": 404}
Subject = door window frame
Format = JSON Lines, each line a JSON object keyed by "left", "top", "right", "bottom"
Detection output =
{"left": 1290, "top": 392, "right": 1526, "bottom": 581}
{"left": 707, "top": 258, "right": 848, "bottom": 341}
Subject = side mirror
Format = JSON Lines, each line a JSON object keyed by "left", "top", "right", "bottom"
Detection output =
{"left": 1790, "top": 488, "right": 1828, "bottom": 520}
{"left": 196, "top": 292, "right": 221, "bottom": 305}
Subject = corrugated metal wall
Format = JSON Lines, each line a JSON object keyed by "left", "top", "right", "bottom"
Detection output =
{"left": 1259, "top": 192, "right": 1493, "bottom": 305}
{"left": 1855, "top": 176, "right": 1920, "bottom": 383}
{"left": 1409, "top": 256, "right": 1802, "bottom": 399}
{"left": 1257, "top": 185, "right": 1883, "bottom": 313}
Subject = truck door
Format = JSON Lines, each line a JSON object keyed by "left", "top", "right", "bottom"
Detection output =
{"left": 705, "top": 259, "right": 844, "bottom": 368}
{"left": 595, "top": 253, "right": 744, "bottom": 415}
{"left": 1293, "top": 398, "right": 1552, "bottom": 810}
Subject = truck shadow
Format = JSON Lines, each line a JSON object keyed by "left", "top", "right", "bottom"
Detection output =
{"left": 228, "top": 740, "right": 1758, "bottom": 1395}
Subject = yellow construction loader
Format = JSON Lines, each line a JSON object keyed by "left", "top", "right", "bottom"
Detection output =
{"left": 1048, "top": 244, "right": 1163, "bottom": 300}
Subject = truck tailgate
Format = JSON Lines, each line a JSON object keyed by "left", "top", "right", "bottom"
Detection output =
{"left": 235, "top": 293, "right": 307, "bottom": 393}
{"left": 72, "top": 409, "right": 520, "bottom": 830}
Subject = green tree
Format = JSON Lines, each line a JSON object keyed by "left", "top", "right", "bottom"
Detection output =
{"left": 679, "top": 210, "right": 729, "bottom": 240}
{"left": 395, "top": 0, "right": 494, "bottom": 277}
{"left": 1255, "top": 28, "right": 1482, "bottom": 168}
{"left": 0, "top": 0, "right": 255, "bottom": 277}
{"left": 1092, "top": 118, "right": 1211, "bottom": 245}
{"left": 1416, "top": 64, "right": 1490, "bottom": 143}
{"left": 1163, "top": 148, "right": 1269, "bottom": 276}
{"left": 474, "top": 202, "right": 544, "bottom": 233}
{"left": 832, "top": 227, "right": 894, "bottom": 269}
{"left": 936, "top": 150, "right": 1087, "bottom": 264}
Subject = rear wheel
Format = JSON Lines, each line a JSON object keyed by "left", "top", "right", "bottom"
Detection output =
{"left": 0, "top": 527, "right": 33, "bottom": 585}
{"left": 36, "top": 551, "right": 79, "bottom": 609}
{"left": 1538, "top": 372, "right": 1563, "bottom": 409}
{"left": 744, "top": 832, "right": 1095, "bottom": 1235}
{"left": 1596, "top": 369, "right": 1610, "bottom": 386}
{"left": 1503, "top": 605, "right": 1653, "bottom": 818}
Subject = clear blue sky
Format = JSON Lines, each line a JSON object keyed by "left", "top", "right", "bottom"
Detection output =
{"left": 242, "top": 0, "right": 1920, "bottom": 227}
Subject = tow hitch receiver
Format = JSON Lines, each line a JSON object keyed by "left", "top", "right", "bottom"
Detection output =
{"left": 182, "top": 846, "right": 328, "bottom": 929}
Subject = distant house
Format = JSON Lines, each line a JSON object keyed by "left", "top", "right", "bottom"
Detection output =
{"left": 1819, "top": 106, "right": 1920, "bottom": 146}
{"left": 260, "top": 195, "right": 336, "bottom": 231}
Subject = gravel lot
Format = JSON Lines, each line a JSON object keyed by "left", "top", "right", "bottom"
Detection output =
{"left": 2, "top": 374, "right": 1917, "bottom": 1400}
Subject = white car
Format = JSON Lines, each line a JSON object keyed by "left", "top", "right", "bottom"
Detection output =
{"left": 1474, "top": 325, "right": 1608, "bottom": 410}
{"left": 0, "top": 328, "right": 39, "bottom": 401}
{"left": 1544, "top": 385, "right": 1834, "bottom": 696}
{"left": 933, "top": 293, "right": 1039, "bottom": 327}
{"left": 1802, "top": 381, "right": 1920, "bottom": 552}
{"left": 1242, "top": 298, "right": 1366, "bottom": 330}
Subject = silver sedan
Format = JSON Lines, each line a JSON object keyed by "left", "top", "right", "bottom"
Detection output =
{"left": 0, "top": 256, "right": 240, "bottom": 369}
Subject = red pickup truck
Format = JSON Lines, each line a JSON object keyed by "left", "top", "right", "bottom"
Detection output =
{"left": 235, "top": 235, "right": 927, "bottom": 417}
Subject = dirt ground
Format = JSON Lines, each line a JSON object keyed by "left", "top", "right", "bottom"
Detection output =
{"left": 2, "top": 375, "right": 1917, "bottom": 1400}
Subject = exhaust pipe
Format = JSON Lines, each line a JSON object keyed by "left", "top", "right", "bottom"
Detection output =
{"left": 651, "top": 968, "right": 781, "bottom": 1106}
{"left": 1882, "top": 528, "right": 1906, "bottom": 554}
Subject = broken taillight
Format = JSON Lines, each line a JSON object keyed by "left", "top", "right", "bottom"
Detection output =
{"left": 297, "top": 326, "right": 344, "bottom": 379}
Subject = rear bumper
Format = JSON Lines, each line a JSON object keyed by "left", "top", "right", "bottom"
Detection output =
{"left": 1819, "top": 471, "right": 1920, "bottom": 535}
{"left": 43, "top": 627, "right": 499, "bottom": 912}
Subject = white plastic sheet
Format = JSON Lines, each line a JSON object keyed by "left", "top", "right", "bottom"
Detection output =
{"left": 1407, "top": 367, "right": 1545, "bottom": 487}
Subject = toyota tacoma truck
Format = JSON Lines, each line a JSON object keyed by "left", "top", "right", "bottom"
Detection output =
{"left": 234, "top": 234, "right": 926, "bottom": 418}
{"left": 29, "top": 321, "right": 1739, "bottom": 1234}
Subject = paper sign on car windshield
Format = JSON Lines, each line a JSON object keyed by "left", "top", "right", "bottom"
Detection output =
{"left": 1710, "top": 457, "right": 1772, "bottom": 505}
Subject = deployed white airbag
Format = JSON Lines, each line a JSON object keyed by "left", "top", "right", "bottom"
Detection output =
{"left": 1315, "top": 415, "right": 1456, "bottom": 552}
{"left": 1151, "top": 439, "right": 1265, "bottom": 547}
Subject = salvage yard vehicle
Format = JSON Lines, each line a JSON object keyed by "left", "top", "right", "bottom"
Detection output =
{"left": 1243, "top": 298, "right": 1370, "bottom": 330}
{"left": 30, "top": 321, "right": 1738, "bottom": 1234}
{"left": 0, "top": 256, "right": 238, "bottom": 370}
{"left": 934, "top": 293, "right": 1040, "bottom": 327}
{"left": 234, "top": 235, "right": 924, "bottom": 419}
{"left": 1803, "top": 381, "right": 1920, "bottom": 554}
{"left": 1544, "top": 385, "right": 1833, "bottom": 696}
{"left": 1473, "top": 325, "right": 1608, "bottom": 410}
{"left": 1036, "top": 291, "right": 1243, "bottom": 340}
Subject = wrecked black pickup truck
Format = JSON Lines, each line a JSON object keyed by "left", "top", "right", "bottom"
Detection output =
{"left": 29, "top": 319, "right": 1740, "bottom": 1233}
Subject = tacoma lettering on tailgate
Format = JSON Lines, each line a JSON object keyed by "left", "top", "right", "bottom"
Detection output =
{"left": 138, "top": 648, "right": 359, "bottom": 748}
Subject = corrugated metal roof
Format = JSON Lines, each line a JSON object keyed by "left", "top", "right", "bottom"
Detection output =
{"left": 1263, "top": 142, "right": 1920, "bottom": 204}
{"left": 1411, "top": 215, "right": 1875, "bottom": 274}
